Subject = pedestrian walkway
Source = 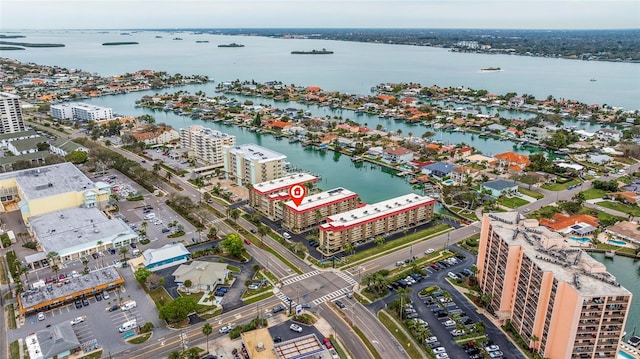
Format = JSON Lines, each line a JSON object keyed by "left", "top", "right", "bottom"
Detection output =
{"left": 311, "top": 287, "right": 351, "bottom": 306}
{"left": 333, "top": 270, "right": 357, "bottom": 286}
{"left": 280, "top": 270, "right": 320, "bottom": 286}
{"left": 275, "top": 291, "right": 296, "bottom": 306}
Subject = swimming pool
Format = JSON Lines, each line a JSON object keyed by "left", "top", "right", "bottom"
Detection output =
{"left": 618, "top": 350, "right": 635, "bottom": 359}
{"left": 608, "top": 239, "right": 627, "bottom": 246}
{"left": 569, "top": 237, "right": 591, "bottom": 243}
{"left": 442, "top": 179, "right": 454, "bottom": 186}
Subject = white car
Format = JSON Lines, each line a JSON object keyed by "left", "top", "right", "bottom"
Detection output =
{"left": 451, "top": 329, "right": 465, "bottom": 336}
{"left": 443, "top": 320, "right": 456, "bottom": 327}
{"left": 219, "top": 323, "right": 235, "bottom": 334}
{"left": 485, "top": 345, "right": 500, "bottom": 352}
{"left": 37, "top": 312, "right": 45, "bottom": 321}
{"left": 283, "top": 232, "right": 292, "bottom": 239}
{"left": 489, "top": 351, "right": 504, "bottom": 358}
{"left": 70, "top": 316, "right": 85, "bottom": 325}
{"left": 289, "top": 323, "right": 303, "bottom": 333}
{"left": 425, "top": 336, "right": 438, "bottom": 343}
{"left": 425, "top": 248, "right": 435, "bottom": 255}
{"left": 433, "top": 347, "right": 446, "bottom": 354}
{"left": 435, "top": 353, "right": 449, "bottom": 359}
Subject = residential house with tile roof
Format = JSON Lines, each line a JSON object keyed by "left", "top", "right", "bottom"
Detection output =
{"left": 494, "top": 151, "right": 531, "bottom": 170}
{"left": 539, "top": 213, "right": 599, "bottom": 234}
{"left": 382, "top": 146, "right": 414, "bottom": 164}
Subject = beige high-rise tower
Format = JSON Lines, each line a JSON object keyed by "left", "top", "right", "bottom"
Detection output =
{"left": 0, "top": 93, "right": 27, "bottom": 134}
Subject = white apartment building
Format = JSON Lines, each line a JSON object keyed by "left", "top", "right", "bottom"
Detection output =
{"left": 180, "top": 125, "right": 236, "bottom": 166}
{"left": 223, "top": 144, "right": 287, "bottom": 185}
{"left": 0, "top": 92, "right": 27, "bottom": 134}
{"left": 51, "top": 103, "right": 113, "bottom": 121}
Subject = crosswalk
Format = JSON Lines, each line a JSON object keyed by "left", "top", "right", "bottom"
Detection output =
{"left": 311, "top": 287, "right": 351, "bottom": 306}
{"left": 275, "top": 291, "right": 294, "bottom": 305}
{"left": 280, "top": 270, "right": 320, "bottom": 286}
{"left": 334, "top": 271, "right": 357, "bottom": 286}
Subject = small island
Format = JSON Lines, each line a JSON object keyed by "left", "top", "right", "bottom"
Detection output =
{"left": 291, "top": 48, "right": 334, "bottom": 55}
{"left": 0, "top": 41, "right": 64, "bottom": 48}
{"left": 102, "top": 42, "right": 139, "bottom": 46}
{"left": 196, "top": 40, "right": 209, "bottom": 43}
{"left": 218, "top": 43, "right": 244, "bottom": 48}
{"left": 480, "top": 67, "right": 502, "bottom": 72}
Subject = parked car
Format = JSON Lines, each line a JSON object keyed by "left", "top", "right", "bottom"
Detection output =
{"left": 282, "top": 232, "right": 291, "bottom": 239}
{"left": 37, "top": 312, "right": 45, "bottom": 321}
{"left": 424, "top": 336, "right": 438, "bottom": 344}
{"left": 70, "top": 316, "right": 85, "bottom": 325}
{"left": 451, "top": 329, "right": 465, "bottom": 336}
{"left": 323, "top": 338, "right": 333, "bottom": 349}
{"left": 485, "top": 345, "right": 500, "bottom": 352}
{"left": 488, "top": 351, "right": 504, "bottom": 358}
{"left": 82, "top": 298, "right": 90, "bottom": 307}
{"left": 75, "top": 300, "right": 83, "bottom": 309}
{"left": 95, "top": 293, "right": 102, "bottom": 301}
{"left": 273, "top": 336, "right": 282, "bottom": 343}
{"left": 289, "top": 323, "right": 303, "bottom": 333}
{"left": 433, "top": 347, "right": 446, "bottom": 354}
{"left": 435, "top": 353, "right": 449, "bottom": 359}
{"left": 107, "top": 304, "right": 119, "bottom": 312}
{"left": 102, "top": 291, "right": 110, "bottom": 299}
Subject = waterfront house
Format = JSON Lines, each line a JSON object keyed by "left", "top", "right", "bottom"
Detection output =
{"left": 604, "top": 221, "right": 640, "bottom": 246}
{"left": 382, "top": 146, "right": 414, "bottom": 164}
{"left": 422, "top": 162, "right": 457, "bottom": 179}
{"left": 481, "top": 179, "right": 518, "bottom": 197}
{"left": 450, "top": 166, "right": 480, "bottom": 184}
{"left": 494, "top": 151, "right": 530, "bottom": 170}
{"left": 587, "top": 153, "right": 612, "bottom": 165}
{"left": 610, "top": 191, "right": 640, "bottom": 205}
{"left": 596, "top": 128, "right": 622, "bottom": 142}
{"left": 524, "top": 127, "right": 548, "bottom": 141}
{"left": 508, "top": 96, "right": 525, "bottom": 107}
{"left": 486, "top": 124, "right": 507, "bottom": 133}
{"left": 539, "top": 213, "right": 598, "bottom": 235}
{"left": 465, "top": 154, "right": 497, "bottom": 166}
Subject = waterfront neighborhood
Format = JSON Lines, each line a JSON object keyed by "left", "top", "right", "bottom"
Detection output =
{"left": 1, "top": 29, "right": 640, "bottom": 359}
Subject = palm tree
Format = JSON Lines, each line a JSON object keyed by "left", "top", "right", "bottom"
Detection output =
{"left": 362, "top": 273, "right": 375, "bottom": 287}
{"left": 257, "top": 224, "right": 270, "bottom": 247}
{"left": 396, "top": 287, "right": 413, "bottom": 320}
{"left": 344, "top": 243, "right": 354, "bottom": 256}
{"left": 119, "top": 247, "right": 129, "bottom": 261}
{"left": 374, "top": 236, "right": 385, "bottom": 247}
{"left": 229, "top": 208, "right": 240, "bottom": 223}
{"left": 96, "top": 240, "right": 104, "bottom": 251}
{"left": 165, "top": 170, "right": 173, "bottom": 181}
{"left": 82, "top": 258, "right": 89, "bottom": 272}
{"left": 202, "top": 322, "right": 213, "bottom": 353}
{"left": 46, "top": 251, "right": 60, "bottom": 266}
{"left": 152, "top": 163, "right": 161, "bottom": 174}
{"left": 168, "top": 351, "right": 181, "bottom": 359}
{"left": 51, "top": 264, "right": 60, "bottom": 277}
{"left": 140, "top": 221, "right": 148, "bottom": 233}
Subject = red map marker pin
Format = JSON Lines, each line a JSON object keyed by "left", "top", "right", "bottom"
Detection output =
{"left": 289, "top": 184, "right": 306, "bottom": 207}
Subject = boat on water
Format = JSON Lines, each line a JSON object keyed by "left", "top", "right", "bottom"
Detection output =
{"left": 173, "top": 37, "right": 183, "bottom": 40}
{"left": 218, "top": 43, "right": 244, "bottom": 48}
{"left": 351, "top": 156, "right": 364, "bottom": 163}
{"left": 590, "top": 78, "right": 597, "bottom": 82}
{"left": 291, "top": 48, "right": 334, "bottom": 55}
{"left": 196, "top": 40, "right": 209, "bottom": 43}
{"left": 155, "top": 35, "right": 162, "bottom": 38}
{"left": 480, "top": 67, "right": 502, "bottom": 72}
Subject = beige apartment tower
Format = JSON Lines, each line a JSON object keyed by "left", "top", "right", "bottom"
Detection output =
{"left": 477, "top": 212, "right": 632, "bottom": 359}
{"left": 222, "top": 144, "right": 287, "bottom": 185}
{"left": 180, "top": 125, "right": 236, "bottom": 166}
{"left": 0, "top": 92, "right": 27, "bottom": 134}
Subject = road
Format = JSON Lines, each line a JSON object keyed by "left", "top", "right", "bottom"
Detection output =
{"left": 317, "top": 302, "right": 380, "bottom": 359}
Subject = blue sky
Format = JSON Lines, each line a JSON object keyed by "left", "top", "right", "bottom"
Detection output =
{"left": 1, "top": 0, "right": 639, "bottom": 30}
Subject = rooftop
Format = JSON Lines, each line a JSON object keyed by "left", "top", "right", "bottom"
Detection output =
{"left": 143, "top": 243, "right": 190, "bottom": 265}
{"left": 482, "top": 179, "right": 518, "bottom": 191}
{"left": 321, "top": 193, "right": 435, "bottom": 230}
{"left": 226, "top": 144, "right": 287, "bottom": 163}
{"left": 273, "top": 333, "right": 325, "bottom": 359}
{"left": 0, "top": 129, "right": 38, "bottom": 141}
{"left": 486, "top": 212, "right": 631, "bottom": 297}
{"left": 28, "top": 322, "right": 80, "bottom": 359}
{"left": 172, "top": 260, "right": 228, "bottom": 286}
{"left": 0, "top": 92, "right": 19, "bottom": 100}
{"left": 285, "top": 187, "right": 358, "bottom": 212}
{"left": 29, "top": 207, "right": 136, "bottom": 253}
{"left": 19, "top": 267, "right": 123, "bottom": 311}
{"left": 0, "top": 162, "right": 96, "bottom": 201}
{"left": 182, "top": 125, "right": 235, "bottom": 139}
{"left": 253, "top": 173, "right": 318, "bottom": 194}
{"left": 9, "top": 137, "right": 44, "bottom": 152}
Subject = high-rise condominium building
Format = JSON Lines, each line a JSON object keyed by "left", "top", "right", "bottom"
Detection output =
{"left": 477, "top": 212, "right": 632, "bottom": 359}
{"left": 222, "top": 144, "right": 287, "bottom": 185}
{"left": 180, "top": 125, "right": 236, "bottom": 166}
{"left": 0, "top": 92, "right": 27, "bottom": 134}
{"left": 283, "top": 187, "right": 360, "bottom": 233}
{"left": 50, "top": 103, "right": 113, "bottom": 121}
{"left": 249, "top": 173, "right": 319, "bottom": 220}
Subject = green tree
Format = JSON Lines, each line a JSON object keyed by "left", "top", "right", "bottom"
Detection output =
{"left": 64, "top": 150, "right": 89, "bottom": 164}
{"left": 158, "top": 296, "right": 197, "bottom": 324}
{"left": 374, "top": 236, "right": 385, "bottom": 247}
{"left": 135, "top": 266, "right": 153, "bottom": 282}
{"left": 257, "top": 224, "right": 270, "bottom": 247}
{"left": 207, "top": 226, "right": 218, "bottom": 240}
{"left": 221, "top": 233, "right": 245, "bottom": 257}
{"left": 119, "top": 246, "right": 129, "bottom": 261}
{"left": 168, "top": 351, "right": 181, "bottom": 359}
{"left": 202, "top": 322, "right": 213, "bottom": 353}
{"left": 46, "top": 251, "right": 60, "bottom": 266}
{"left": 184, "top": 279, "right": 192, "bottom": 289}
{"left": 229, "top": 208, "right": 241, "bottom": 223}
{"left": 396, "top": 287, "right": 412, "bottom": 320}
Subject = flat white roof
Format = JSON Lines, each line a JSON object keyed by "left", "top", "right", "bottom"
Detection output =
{"left": 29, "top": 207, "right": 136, "bottom": 253}
{"left": 0, "top": 162, "right": 96, "bottom": 201}
{"left": 226, "top": 144, "right": 286, "bottom": 163}
{"left": 285, "top": 187, "right": 357, "bottom": 212}
{"left": 143, "top": 243, "right": 189, "bottom": 265}
{"left": 253, "top": 173, "right": 317, "bottom": 194}
{"left": 321, "top": 193, "right": 435, "bottom": 230}
{"left": 182, "top": 125, "right": 234, "bottom": 139}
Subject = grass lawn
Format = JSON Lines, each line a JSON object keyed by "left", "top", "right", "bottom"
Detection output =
{"left": 179, "top": 292, "right": 215, "bottom": 313}
{"left": 9, "top": 340, "right": 19, "bottom": 359}
{"left": 241, "top": 283, "right": 272, "bottom": 299}
{"left": 81, "top": 349, "right": 103, "bottom": 359}
{"left": 595, "top": 243, "right": 637, "bottom": 255}
{"left": 262, "top": 269, "right": 279, "bottom": 284}
{"left": 377, "top": 310, "right": 425, "bottom": 359}
{"left": 199, "top": 307, "right": 223, "bottom": 319}
{"left": 0, "top": 256, "right": 8, "bottom": 284}
{"left": 126, "top": 332, "right": 152, "bottom": 344}
{"left": 614, "top": 157, "right": 636, "bottom": 165}
{"left": 541, "top": 178, "right": 581, "bottom": 191}
{"left": 580, "top": 188, "right": 608, "bottom": 200}
{"left": 498, "top": 196, "right": 529, "bottom": 209}
{"left": 147, "top": 287, "right": 173, "bottom": 309}
{"left": 8, "top": 303, "right": 16, "bottom": 329}
{"left": 518, "top": 187, "right": 544, "bottom": 199}
{"left": 227, "top": 265, "right": 241, "bottom": 272}
{"left": 243, "top": 291, "right": 274, "bottom": 304}
{"left": 342, "top": 223, "right": 450, "bottom": 267}
{"left": 598, "top": 201, "right": 640, "bottom": 217}
{"left": 330, "top": 335, "right": 350, "bottom": 359}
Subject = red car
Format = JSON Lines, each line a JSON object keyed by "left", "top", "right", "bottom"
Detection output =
{"left": 323, "top": 338, "right": 333, "bottom": 349}
{"left": 243, "top": 238, "right": 251, "bottom": 245}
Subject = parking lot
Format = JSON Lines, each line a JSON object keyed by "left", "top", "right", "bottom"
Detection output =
{"left": 375, "top": 246, "right": 525, "bottom": 359}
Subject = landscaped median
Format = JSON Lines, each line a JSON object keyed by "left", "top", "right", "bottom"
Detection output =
{"left": 377, "top": 310, "right": 427, "bottom": 359}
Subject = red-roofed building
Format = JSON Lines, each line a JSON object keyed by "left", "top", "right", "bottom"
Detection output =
{"left": 377, "top": 94, "right": 396, "bottom": 104}
{"left": 382, "top": 146, "right": 414, "bottom": 164}
{"left": 249, "top": 173, "right": 319, "bottom": 220}
{"left": 494, "top": 151, "right": 531, "bottom": 170}
{"left": 539, "top": 214, "right": 599, "bottom": 234}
